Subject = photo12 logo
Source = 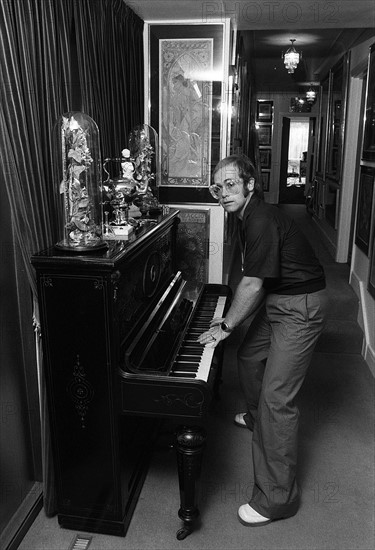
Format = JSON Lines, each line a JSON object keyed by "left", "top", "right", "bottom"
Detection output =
{"left": 202, "top": 2, "right": 341, "bottom": 25}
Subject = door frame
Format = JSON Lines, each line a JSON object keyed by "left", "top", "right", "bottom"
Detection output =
{"left": 276, "top": 112, "right": 317, "bottom": 204}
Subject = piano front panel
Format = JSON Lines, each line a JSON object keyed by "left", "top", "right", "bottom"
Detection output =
{"left": 116, "top": 230, "right": 176, "bottom": 347}
{"left": 120, "top": 284, "right": 231, "bottom": 418}
{"left": 121, "top": 377, "right": 209, "bottom": 419}
{"left": 38, "top": 273, "right": 122, "bottom": 519}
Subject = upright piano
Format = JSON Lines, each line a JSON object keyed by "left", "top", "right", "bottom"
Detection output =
{"left": 31, "top": 209, "right": 231, "bottom": 540}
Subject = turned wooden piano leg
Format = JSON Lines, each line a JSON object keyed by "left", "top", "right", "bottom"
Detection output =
{"left": 175, "top": 425, "right": 206, "bottom": 540}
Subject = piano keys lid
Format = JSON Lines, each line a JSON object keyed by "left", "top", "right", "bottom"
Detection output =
{"left": 122, "top": 272, "right": 204, "bottom": 376}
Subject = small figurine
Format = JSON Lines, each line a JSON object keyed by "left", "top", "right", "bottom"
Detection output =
{"left": 121, "top": 148, "right": 135, "bottom": 182}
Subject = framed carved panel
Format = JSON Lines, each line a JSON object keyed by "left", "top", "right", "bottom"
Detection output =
{"left": 159, "top": 38, "right": 212, "bottom": 186}
{"left": 148, "top": 24, "right": 225, "bottom": 203}
{"left": 175, "top": 207, "right": 210, "bottom": 283}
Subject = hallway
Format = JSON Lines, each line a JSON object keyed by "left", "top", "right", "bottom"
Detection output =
{"left": 18, "top": 206, "right": 374, "bottom": 550}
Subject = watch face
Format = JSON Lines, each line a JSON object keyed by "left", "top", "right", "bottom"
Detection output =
{"left": 143, "top": 251, "right": 161, "bottom": 297}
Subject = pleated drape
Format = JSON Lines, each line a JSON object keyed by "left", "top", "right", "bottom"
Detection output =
{"left": 73, "top": 0, "right": 144, "bottom": 157}
{"left": 0, "top": 0, "right": 144, "bottom": 517}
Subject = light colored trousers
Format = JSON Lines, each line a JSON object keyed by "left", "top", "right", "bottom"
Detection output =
{"left": 237, "top": 289, "right": 328, "bottom": 519}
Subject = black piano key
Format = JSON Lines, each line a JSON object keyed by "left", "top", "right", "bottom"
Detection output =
{"left": 176, "top": 355, "right": 202, "bottom": 362}
{"left": 179, "top": 348, "right": 204, "bottom": 355}
{"left": 172, "top": 362, "right": 199, "bottom": 370}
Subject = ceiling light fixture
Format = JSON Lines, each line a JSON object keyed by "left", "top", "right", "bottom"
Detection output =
{"left": 306, "top": 87, "right": 317, "bottom": 103}
{"left": 282, "top": 39, "right": 301, "bottom": 74}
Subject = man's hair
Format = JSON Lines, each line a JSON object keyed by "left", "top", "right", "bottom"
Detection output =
{"left": 212, "top": 154, "right": 264, "bottom": 198}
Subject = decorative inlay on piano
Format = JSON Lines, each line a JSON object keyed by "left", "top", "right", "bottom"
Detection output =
{"left": 31, "top": 209, "right": 231, "bottom": 541}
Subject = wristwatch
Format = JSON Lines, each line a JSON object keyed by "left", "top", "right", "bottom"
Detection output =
{"left": 220, "top": 321, "right": 232, "bottom": 333}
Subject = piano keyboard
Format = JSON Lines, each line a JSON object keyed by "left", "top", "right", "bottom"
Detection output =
{"left": 170, "top": 294, "right": 227, "bottom": 381}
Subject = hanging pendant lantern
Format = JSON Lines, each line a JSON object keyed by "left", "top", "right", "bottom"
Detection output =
{"left": 282, "top": 39, "right": 301, "bottom": 74}
{"left": 306, "top": 87, "right": 317, "bottom": 103}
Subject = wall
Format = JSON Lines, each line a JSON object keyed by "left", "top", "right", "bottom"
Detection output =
{"left": 349, "top": 37, "right": 375, "bottom": 375}
{"left": 0, "top": 164, "right": 42, "bottom": 550}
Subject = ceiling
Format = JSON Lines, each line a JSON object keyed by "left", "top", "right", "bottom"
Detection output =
{"left": 124, "top": 0, "right": 375, "bottom": 92}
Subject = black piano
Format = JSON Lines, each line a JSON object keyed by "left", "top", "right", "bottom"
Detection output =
{"left": 31, "top": 209, "right": 231, "bottom": 540}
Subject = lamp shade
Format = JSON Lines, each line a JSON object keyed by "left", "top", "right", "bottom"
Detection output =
{"left": 306, "top": 87, "right": 317, "bottom": 103}
{"left": 283, "top": 39, "right": 301, "bottom": 74}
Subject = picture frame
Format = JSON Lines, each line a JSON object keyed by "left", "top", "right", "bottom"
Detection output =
{"left": 368, "top": 217, "right": 375, "bottom": 299}
{"left": 259, "top": 148, "right": 271, "bottom": 169}
{"left": 261, "top": 171, "right": 270, "bottom": 192}
{"left": 257, "top": 125, "right": 272, "bottom": 146}
{"left": 256, "top": 100, "right": 273, "bottom": 122}
{"left": 175, "top": 207, "right": 210, "bottom": 283}
{"left": 355, "top": 166, "right": 375, "bottom": 255}
{"left": 326, "top": 53, "right": 349, "bottom": 182}
{"left": 148, "top": 24, "right": 224, "bottom": 203}
{"left": 362, "top": 43, "right": 375, "bottom": 161}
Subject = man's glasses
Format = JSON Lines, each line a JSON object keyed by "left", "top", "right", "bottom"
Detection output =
{"left": 209, "top": 179, "right": 243, "bottom": 200}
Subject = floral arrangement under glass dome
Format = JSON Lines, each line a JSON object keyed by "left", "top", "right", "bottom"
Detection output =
{"left": 128, "top": 124, "right": 160, "bottom": 213}
{"left": 53, "top": 112, "right": 106, "bottom": 251}
{"left": 129, "top": 125, "right": 159, "bottom": 192}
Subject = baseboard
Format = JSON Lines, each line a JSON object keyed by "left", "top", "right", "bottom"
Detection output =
{"left": 0, "top": 482, "right": 43, "bottom": 550}
{"left": 351, "top": 272, "right": 375, "bottom": 377}
{"left": 362, "top": 341, "right": 375, "bottom": 377}
{"left": 359, "top": 280, "right": 375, "bottom": 377}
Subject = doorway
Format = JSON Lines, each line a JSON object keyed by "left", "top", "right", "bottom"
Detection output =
{"left": 279, "top": 116, "right": 315, "bottom": 204}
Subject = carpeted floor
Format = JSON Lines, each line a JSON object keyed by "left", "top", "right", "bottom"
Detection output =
{"left": 18, "top": 206, "right": 374, "bottom": 550}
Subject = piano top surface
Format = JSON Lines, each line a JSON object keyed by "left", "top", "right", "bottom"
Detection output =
{"left": 31, "top": 209, "right": 180, "bottom": 269}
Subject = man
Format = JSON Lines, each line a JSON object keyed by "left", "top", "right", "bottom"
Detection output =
{"left": 198, "top": 154, "right": 327, "bottom": 526}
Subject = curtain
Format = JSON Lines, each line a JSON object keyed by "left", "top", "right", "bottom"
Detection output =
{"left": 0, "top": 0, "right": 74, "bottom": 516}
{"left": 73, "top": 0, "right": 144, "bottom": 157}
{"left": 288, "top": 121, "right": 309, "bottom": 160}
{"left": 0, "top": 0, "right": 144, "bottom": 518}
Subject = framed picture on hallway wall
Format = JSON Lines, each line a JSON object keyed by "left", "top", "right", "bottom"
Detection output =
{"left": 362, "top": 43, "right": 375, "bottom": 161}
{"left": 368, "top": 232, "right": 375, "bottom": 299}
{"left": 261, "top": 171, "right": 270, "bottom": 192}
{"left": 368, "top": 176, "right": 375, "bottom": 298}
{"left": 355, "top": 166, "right": 374, "bottom": 255}
{"left": 148, "top": 24, "right": 225, "bottom": 203}
{"left": 259, "top": 148, "right": 271, "bottom": 169}
{"left": 256, "top": 100, "right": 273, "bottom": 122}
{"left": 257, "top": 125, "right": 272, "bottom": 146}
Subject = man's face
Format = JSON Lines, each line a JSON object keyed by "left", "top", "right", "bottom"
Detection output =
{"left": 213, "top": 164, "right": 253, "bottom": 215}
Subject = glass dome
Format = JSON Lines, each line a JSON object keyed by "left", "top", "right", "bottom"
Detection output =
{"left": 53, "top": 111, "right": 106, "bottom": 251}
{"left": 128, "top": 124, "right": 160, "bottom": 195}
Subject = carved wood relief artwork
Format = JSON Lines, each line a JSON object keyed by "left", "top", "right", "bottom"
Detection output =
{"left": 160, "top": 38, "right": 213, "bottom": 186}
{"left": 67, "top": 355, "right": 95, "bottom": 429}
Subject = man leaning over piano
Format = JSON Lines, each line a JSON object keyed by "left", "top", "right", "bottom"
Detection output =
{"left": 198, "top": 154, "right": 327, "bottom": 527}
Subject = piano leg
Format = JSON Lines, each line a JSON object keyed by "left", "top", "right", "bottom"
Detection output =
{"left": 175, "top": 425, "right": 206, "bottom": 540}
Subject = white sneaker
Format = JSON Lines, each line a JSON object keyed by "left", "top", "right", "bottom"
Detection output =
{"left": 234, "top": 413, "right": 247, "bottom": 428}
{"left": 237, "top": 504, "right": 272, "bottom": 527}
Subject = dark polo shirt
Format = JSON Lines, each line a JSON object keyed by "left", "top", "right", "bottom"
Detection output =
{"left": 239, "top": 195, "right": 326, "bottom": 295}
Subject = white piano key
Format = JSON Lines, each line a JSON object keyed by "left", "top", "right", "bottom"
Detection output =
{"left": 171, "top": 294, "right": 227, "bottom": 382}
